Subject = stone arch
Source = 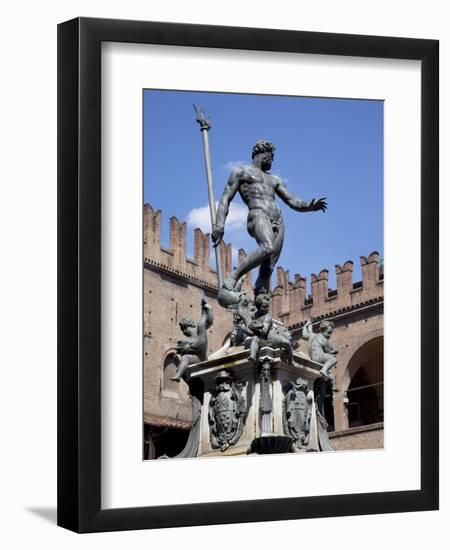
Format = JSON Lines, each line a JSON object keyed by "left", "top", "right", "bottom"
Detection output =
{"left": 342, "top": 334, "right": 383, "bottom": 428}
{"left": 344, "top": 337, "right": 383, "bottom": 390}
{"left": 336, "top": 327, "right": 384, "bottom": 391}
{"left": 331, "top": 328, "right": 383, "bottom": 432}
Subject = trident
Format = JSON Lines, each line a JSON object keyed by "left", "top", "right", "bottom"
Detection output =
{"left": 193, "top": 105, "right": 224, "bottom": 289}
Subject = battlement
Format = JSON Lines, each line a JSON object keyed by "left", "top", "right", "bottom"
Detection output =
{"left": 270, "top": 251, "right": 383, "bottom": 325}
{"left": 144, "top": 203, "right": 233, "bottom": 287}
{"left": 144, "top": 203, "right": 383, "bottom": 322}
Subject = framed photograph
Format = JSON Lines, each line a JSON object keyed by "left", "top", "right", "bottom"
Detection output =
{"left": 58, "top": 17, "right": 439, "bottom": 533}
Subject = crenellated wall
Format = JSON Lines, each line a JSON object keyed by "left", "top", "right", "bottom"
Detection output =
{"left": 144, "top": 203, "right": 233, "bottom": 289}
{"left": 270, "top": 251, "right": 383, "bottom": 326}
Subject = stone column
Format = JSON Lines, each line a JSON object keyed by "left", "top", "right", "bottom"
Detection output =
{"left": 332, "top": 392, "right": 349, "bottom": 431}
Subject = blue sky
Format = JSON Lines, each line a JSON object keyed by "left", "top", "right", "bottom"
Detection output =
{"left": 143, "top": 90, "right": 383, "bottom": 288}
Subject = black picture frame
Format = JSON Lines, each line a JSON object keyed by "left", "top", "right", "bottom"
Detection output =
{"left": 57, "top": 17, "right": 439, "bottom": 533}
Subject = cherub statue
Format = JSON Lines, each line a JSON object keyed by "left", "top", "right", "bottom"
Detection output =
{"left": 229, "top": 285, "right": 256, "bottom": 347}
{"left": 244, "top": 292, "right": 293, "bottom": 363}
{"left": 170, "top": 298, "right": 213, "bottom": 382}
{"left": 302, "top": 319, "right": 338, "bottom": 391}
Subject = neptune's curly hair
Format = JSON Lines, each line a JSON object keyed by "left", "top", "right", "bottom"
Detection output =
{"left": 251, "top": 140, "right": 275, "bottom": 159}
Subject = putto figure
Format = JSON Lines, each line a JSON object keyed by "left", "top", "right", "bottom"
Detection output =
{"left": 302, "top": 319, "right": 338, "bottom": 391}
{"left": 212, "top": 140, "right": 327, "bottom": 305}
{"left": 171, "top": 298, "right": 213, "bottom": 382}
{"left": 240, "top": 291, "right": 294, "bottom": 363}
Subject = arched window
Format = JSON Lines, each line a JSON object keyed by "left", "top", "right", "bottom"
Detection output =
{"left": 345, "top": 337, "right": 383, "bottom": 427}
{"left": 162, "top": 353, "right": 180, "bottom": 397}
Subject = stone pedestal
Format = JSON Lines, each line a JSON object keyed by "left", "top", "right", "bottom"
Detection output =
{"left": 182, "top": 345, "right": 334, "bottom": 457}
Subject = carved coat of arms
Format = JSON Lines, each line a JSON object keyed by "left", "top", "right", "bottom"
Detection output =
{"left": 283, "top": 378, "right": 313, "bottom": 449}
{"left": 208, "top": 370, "right": 246, "bottom": 451}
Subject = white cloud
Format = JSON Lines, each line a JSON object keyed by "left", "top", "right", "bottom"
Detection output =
{"left": 232, "top": 247, "right": 239, "bottom": 266}
{"left": 223, "top": 160, "right": 247, "bottom": 172}
{"left": 186, "top": 202, "right": 247, "bottom": 233}
{"left": 225, "top": 203, "right": 248, "bottom": 230}
{"left": 186, "top": 204, "right": 213, "bottom": 232}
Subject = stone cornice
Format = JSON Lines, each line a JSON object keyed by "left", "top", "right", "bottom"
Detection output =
{"left": 144, "top": 258, "right": 219, "bottom": 293}
{"left": 289, "top": 296, "right": 384, "bottom": 333}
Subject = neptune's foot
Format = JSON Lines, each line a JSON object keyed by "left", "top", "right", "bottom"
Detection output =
{"left": 218, "top": 276, "right": 242, "bottom": 309}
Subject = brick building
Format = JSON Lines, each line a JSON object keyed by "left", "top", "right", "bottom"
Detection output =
{"left": 143, "top": 203, "right": 383, "bottom": 458}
